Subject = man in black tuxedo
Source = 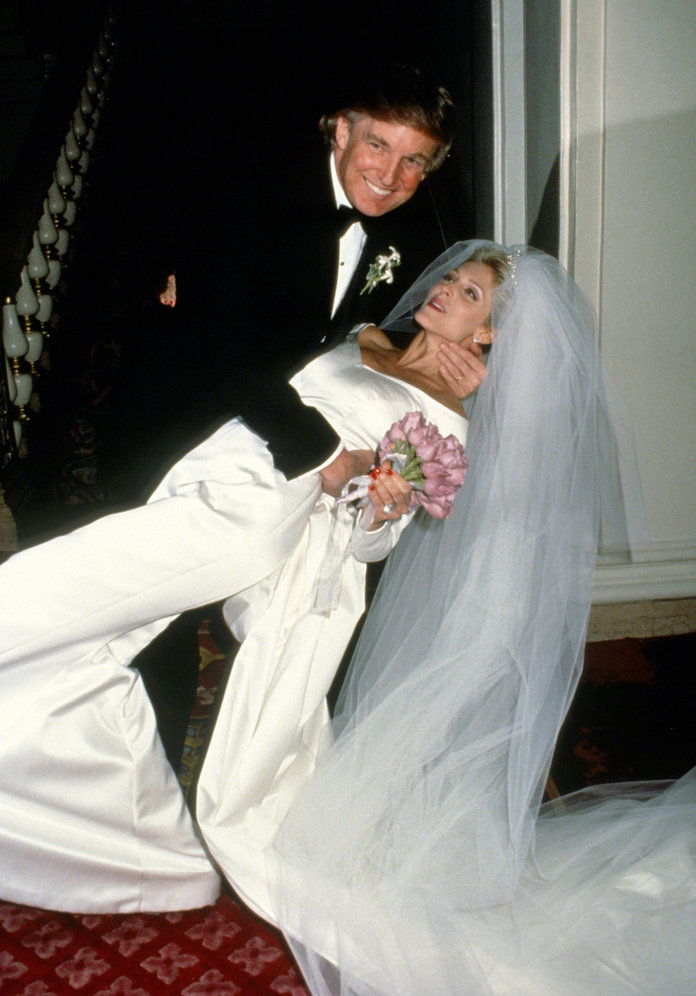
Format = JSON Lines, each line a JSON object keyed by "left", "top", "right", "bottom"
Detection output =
{"left": 135, "top": 64, "right": 485, "bottom": 766}
{"left": 173, "top": 64, "right": 482, "bottom": 490}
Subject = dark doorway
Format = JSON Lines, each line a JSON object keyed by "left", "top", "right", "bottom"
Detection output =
{"left": 174, "top": 0, "right": 493, "bottom": 238}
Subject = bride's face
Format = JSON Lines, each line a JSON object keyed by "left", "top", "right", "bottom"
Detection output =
{"left": 415, "top": 261, "right": 497, "bottom": 345}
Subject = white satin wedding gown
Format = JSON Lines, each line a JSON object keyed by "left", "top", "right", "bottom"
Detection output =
{"left": 0, "top": 333, "right": 466, "bottom": 914}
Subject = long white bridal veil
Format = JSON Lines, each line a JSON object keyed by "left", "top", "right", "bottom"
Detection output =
{"left": 269, "top": 243, "right": 696, "bottom": 994}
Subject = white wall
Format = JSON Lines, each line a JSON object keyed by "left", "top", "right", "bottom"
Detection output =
{"left": 494, "top": 0, "right": 696, "bottom": 602}
{"left": 601, "top": 2, "right": 696, "bottom": 539}
{"left": 570, "top": 0, "right": 696, "bottom": 600}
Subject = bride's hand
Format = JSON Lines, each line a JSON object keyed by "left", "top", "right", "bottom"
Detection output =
{"left": 367, "top": 463, "right": 412, "bottom": 527}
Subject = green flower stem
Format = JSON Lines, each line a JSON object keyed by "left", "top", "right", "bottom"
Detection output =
{"left": 382, "top": 441, "right": 424, "bottom": 487}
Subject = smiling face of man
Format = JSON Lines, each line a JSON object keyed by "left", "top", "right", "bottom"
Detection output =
{"left": 333, "top": 115, "right": 439, "bottom": 217}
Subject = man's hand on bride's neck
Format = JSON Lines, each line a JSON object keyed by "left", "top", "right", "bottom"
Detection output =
{"left": 437, "top": 339, "right": 487, "bottom": 401}
{"left": 357, "top": 325, "right": 483, "bottom": 409}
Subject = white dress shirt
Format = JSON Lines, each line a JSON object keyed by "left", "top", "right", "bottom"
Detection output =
{"left": 330, "top": 154, "right": 367, "bottom": 316}
{"left": 301, "top": 157, "right": 370, "bottom": 478}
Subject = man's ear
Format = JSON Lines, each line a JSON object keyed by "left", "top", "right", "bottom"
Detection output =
{"left": 334, "top": 115, "right": 350, "bottom": 151}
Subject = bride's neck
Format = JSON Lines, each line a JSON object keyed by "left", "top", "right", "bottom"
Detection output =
{"left": 395, "top": 330, "right": 445, "bottom": 380}
{"left": 360, "top": 326, "right": 463, "bottom": 414}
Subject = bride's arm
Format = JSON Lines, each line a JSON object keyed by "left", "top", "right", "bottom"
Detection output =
{"left": 350, "top": 510, "right": 414, "bottom": 563}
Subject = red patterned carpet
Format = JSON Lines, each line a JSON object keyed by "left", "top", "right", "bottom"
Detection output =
{"left": 177, "top": 619, "right": 231, "bottom": 804}
{"left": 0, "top": 620, "right": 307, "bottom": 996}
{"left": 3, "top": 622, "right": 694, "bottom": 994}
{"left": 550, "top": 631, "right": 696, "bottom": 792}
{"left": 0, "top": 893, "right": 307, "bottom": 996}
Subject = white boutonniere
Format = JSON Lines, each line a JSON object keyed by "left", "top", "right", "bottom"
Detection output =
{"left": 360, "top": 246, "right": 401, "bottom": 295}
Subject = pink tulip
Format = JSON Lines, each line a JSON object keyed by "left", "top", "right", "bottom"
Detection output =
{"left": 401, "top": 411, "right": 426, "bottom": 434}
{"left": 446, "top": 467, "right": 467, "bottom": 487}
{"left": 378, "top": 411, "right": 468, "bottom": 520}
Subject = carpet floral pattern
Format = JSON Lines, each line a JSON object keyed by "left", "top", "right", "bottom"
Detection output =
{"left": 0, "top": 633, "right": 306, "bottom": 996}
{"left": 0, "top": 894, "right": 308, "bottom": 996}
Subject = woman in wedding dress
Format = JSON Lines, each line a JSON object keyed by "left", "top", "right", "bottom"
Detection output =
{"left": 252, "top": 242, "right": 696, "bottom": 995}
{"left": 0, "top": 242, "right": 504, "bottom": 915}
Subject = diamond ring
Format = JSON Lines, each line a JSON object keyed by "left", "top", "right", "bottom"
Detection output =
{"left": 382, "top": 503, "right": 395, "bottom": 514}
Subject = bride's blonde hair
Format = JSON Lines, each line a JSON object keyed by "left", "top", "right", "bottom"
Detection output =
{"left": 466, "top": 245, "right": 510, "bottom": 288}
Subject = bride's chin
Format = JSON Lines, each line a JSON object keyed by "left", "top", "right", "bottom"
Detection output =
{"left": 414, "top": 311, "right": 440, "bottom": 335}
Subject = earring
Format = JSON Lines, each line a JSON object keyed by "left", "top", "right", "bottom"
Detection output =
{"left": 474, "top": 328, "right": 492, "bottom": 345}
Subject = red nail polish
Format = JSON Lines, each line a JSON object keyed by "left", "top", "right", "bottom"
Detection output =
{"left": 385, "top": 467, "right": 394, "bottom": 476}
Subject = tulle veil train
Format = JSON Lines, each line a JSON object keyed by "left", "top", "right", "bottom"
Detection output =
{"left": 263, "top": 242, "right": 696, "bottom": 994}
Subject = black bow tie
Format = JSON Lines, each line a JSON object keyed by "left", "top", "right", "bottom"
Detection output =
{"left": 334, "top": 204, "right": 363, "bottom": 237}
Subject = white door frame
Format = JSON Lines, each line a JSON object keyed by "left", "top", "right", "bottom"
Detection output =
{"left": 490, "top": 0, "right": 527, "bottom": 245}
{"left": 489, "top": 0, "right": 696, "bottom": 602}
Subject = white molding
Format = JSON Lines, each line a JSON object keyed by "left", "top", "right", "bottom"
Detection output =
{"left": 560, "top": 0, "right": 606, "bottom": 317}
{"left": 557, "top": 0, "right": 576, "bottom": 272}
{"left": 593, "top": 541, "right": 696, "bottom": 603}
{"left": 491, "top": 0, "right": 527, "bottom": 245}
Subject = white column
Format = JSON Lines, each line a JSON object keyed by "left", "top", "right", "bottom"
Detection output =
{"left": 490, "top": 0, "right": 527, "bottom": 245}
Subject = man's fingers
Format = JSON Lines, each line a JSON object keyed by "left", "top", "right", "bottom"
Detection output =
{"left": 438, "top": 343, "right": 487, "bottom": 400}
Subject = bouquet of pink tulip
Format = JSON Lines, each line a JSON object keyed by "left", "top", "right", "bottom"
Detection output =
{"left": 338, "top": 412, "right": 468, "bottom": 521}
{"left": 378, "top": 411, "right": 468, "bottom": 519}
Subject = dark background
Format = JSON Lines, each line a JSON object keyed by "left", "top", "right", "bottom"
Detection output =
{"left": 0, "top": 0, "right": 493, "bottom": 534}
{"left": 105, "top": 0, "right": 492, "bottom": 245}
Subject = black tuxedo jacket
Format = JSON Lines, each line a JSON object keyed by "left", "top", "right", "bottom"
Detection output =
{"left": 122, "top": 127, "right": 465, "bottom": 492}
